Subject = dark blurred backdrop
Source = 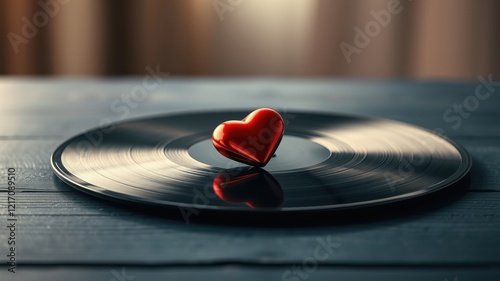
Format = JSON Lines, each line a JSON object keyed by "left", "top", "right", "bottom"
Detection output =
{"left": 0, "top": 0, "right": 499, "bottom": 78}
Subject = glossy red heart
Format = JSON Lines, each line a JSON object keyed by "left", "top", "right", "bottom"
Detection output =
{"left": 213, "top": 167, "right": 284, "bottom": 208}
{"left": 212, "top": 108, "right": 285, "bottom": 167}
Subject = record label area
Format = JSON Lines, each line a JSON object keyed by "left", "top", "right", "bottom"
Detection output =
{"left": 51, "top": 111, "right": 471, "bottom": 214}
{"left": 188, "top": 136, "right": 331, "bottom": 172}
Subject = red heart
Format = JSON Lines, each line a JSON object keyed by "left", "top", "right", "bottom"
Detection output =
{"left": 212, "top": 108, "right": 285, "bottom": 167}
{"left": 213, "top": 167, "right": 284, "bottom": 208}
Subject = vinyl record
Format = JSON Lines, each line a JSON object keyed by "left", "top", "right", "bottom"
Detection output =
{"left": 51, "top": 110, "right": 471, "bottom": 214}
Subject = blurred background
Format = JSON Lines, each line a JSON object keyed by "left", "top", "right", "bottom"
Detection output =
{"left": 0, "top": 0, "right": 499, "bottom": 79}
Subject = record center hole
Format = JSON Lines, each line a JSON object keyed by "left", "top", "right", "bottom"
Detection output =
{"left": 187, "top": 135, "right": 331, "bottom": 172}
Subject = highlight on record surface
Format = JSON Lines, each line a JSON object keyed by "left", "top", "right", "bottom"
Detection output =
{"left": 50, "top": 110, "right": 471, "bottom": 217}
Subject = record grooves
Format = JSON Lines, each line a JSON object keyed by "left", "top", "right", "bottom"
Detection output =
{"left": 51, "top": 110, "right": 471, "bottom": 214}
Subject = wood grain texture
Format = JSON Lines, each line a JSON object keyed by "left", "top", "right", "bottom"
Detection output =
{"left": 1, "top": 114, "right": 499, "bottom": 138}
{"left": 0, "top": 78, "right": 499, "bottom": 280}
{"left": 3, "top": 266, "right": 499, "bottom": 281}
{"left": 1, "top": 79, "right": 499, "bottom": 139}
{"left": 0, "top": 192, "right": 499, "bottom": 264}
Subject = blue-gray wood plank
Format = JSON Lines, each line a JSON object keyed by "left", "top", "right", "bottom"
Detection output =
{"left": 0, "top": 78, "right": 499, "bottom": 280}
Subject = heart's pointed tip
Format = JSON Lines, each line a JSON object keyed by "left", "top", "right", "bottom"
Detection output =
{"left": 253, "top": 161, "right": 267, "bottom": 168}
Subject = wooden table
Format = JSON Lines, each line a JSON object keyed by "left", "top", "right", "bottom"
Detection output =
{"left": 1, "top": 78, "right": 499, "bottom": 280}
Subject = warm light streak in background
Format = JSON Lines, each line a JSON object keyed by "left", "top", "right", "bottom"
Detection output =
{"left": 0, "top": 0, "right": 498, "bottom": 79}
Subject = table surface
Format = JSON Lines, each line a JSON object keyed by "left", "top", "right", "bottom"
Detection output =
{"left": 1, "top": 78, "right": 499, "bottom": 280}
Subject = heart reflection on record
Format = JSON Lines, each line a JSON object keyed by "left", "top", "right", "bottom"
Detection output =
{"left": 213, "top": 167, "right": 284, "bottom": 208}
{"left": 51, "top": 110, "right": 471, "bottom": 216}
